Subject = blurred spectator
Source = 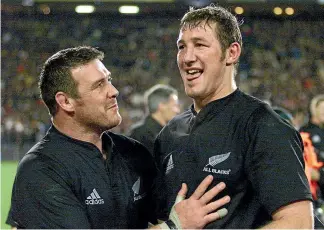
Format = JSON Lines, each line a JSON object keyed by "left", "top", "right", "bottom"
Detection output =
{"left": 292, "top": 108, "right": 308, "bottom": 131}
{"left": 273, "top": 106, "right": 324, "bottom": 226}
{"left": 299, "top": 95, "right": 324, "bottom": 225}
{"left": 300, "top": 94, "right": 324, "bottom": 161}
{"left": 128, "top": 84, "right": 180, "bottom": 154}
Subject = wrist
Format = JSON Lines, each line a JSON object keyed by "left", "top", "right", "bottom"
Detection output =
{"left": 159, "top": 219, "right": 178, "bottom": 229}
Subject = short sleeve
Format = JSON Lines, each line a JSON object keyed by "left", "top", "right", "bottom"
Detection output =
{"left": 6, "top": 154, "right": 91, "bottom": 229}
{"left": 245, "top": 108, "right": 312, "bottom": 215}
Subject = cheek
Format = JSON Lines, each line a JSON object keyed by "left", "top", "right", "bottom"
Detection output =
{"left": 320, "top": 112, "right": 324, "bottom": 120}
{"left": 177, "top": 53, "right": 182, "bottom": 66}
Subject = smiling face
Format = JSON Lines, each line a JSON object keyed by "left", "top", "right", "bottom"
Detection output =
{"left": 71, "top": 59, "right": 122, "bottom": 133}
{"left": 177, "top": 22, "right": 236, "bottom": 110}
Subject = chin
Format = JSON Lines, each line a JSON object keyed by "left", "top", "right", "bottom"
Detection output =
{"left": 185, "top": 87, "right": 201, "bottom": 99}
{"left": 116, "top": 117, "right": 122, "bottom": 126}
{"left": 102, "top": 116, "right": 122, "bottom": 131}
{"left": 111, "top": 117, "right": 122, "bottom": 129}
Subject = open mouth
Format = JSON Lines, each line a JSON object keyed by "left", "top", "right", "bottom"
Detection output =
{"left": 185, "top": 69, "right": 203, "bottom": 80}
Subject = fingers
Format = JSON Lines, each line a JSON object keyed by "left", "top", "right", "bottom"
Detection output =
{"left": 200, "top": 182, "right": 226, "bottom": 204}
{"left": 217, "top": 208, "right": 228, "bottom": 218}
{"left": 204, "top": 208, "right": 228, "bottom": 223}
{"left": 175, "top": 183, "right": 187, "bottom": 204}
{"left": 177, "top": 183, "right": 188, "bottom": 197}
{"left": 203, "top": 195, "right": 230, "bottom": 214}
{"left": 190, "top": 175, "right": 213, "bottom": 200}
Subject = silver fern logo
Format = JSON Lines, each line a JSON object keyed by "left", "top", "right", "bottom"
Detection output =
{"left": 206, "top": 152, "right": 231, "bottom": 167}
{"left": 132, "top": 177, "right": 140, "bottom": 195}
{"left": 203, "top": 152, "right": 231, "bottom": 175}
{"left": 132, "top": 177, "right": 146, "bottom": 201}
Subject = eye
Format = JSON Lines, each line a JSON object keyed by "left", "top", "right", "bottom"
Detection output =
{"left": 98, "top": 76, "right": 112, "bottom": 88}
{"left": 177, "top": 44, "right": 184, "bottom": 50}
{"left": 98, "top": 81, "right": 104, "bottom": 87}
{"left": 196, "top": 43, "right": 205, "bottom": 47}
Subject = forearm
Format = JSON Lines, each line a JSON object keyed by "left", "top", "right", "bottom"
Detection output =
{"left": 261, "top": 200, "right": 314, "bottom": 229}
{"left": 260, "top": 217, "right": 313, "bottom": 229}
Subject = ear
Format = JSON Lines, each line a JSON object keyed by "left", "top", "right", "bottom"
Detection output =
{"left": 226, "top": 42, "right": 241, "bottom": 66}
{"left": 155, "top": 102, "right": 167, "bottom": 114}
{"left": 55, "top": 92, "right": 75, "bottom": 113}
{"left": 156, "top": 102, "right": 164, "bottom": 112}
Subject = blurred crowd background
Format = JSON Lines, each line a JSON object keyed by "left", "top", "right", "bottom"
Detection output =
{"left": 1, "top": 1, "right": 324, "bottom": 161}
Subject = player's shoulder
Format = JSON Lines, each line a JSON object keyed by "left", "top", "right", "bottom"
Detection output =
{"left": 16, "top": 140, "right": 56, "bottom": 176}
{"left": 236, "top": 91, "right": 274, "bottom": 118}
{"left": 234, "top": 91, "right": 297, "bottom": 132}
{"left": 105, "top": 131, "right": 156, "bottom": 173}
{"left": 167, "top": 108, "right": 192, "bottom": 128}
{"left": 105, "top": 131, "right": 151, "bottom": 157}
{"left": 236, "top": 90, "right": 270, "bottom": 111}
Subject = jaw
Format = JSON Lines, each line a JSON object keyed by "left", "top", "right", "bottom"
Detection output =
{"left": 184, "top": 82, "right": 203, "bottom": 99}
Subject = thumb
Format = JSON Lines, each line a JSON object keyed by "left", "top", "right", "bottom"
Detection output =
{"left": 175, "top": 183, "right": 187, "bottom": 204}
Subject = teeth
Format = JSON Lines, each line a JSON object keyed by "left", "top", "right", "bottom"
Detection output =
{"left": 187, "top": 70, "right": 201, "bottom": 74}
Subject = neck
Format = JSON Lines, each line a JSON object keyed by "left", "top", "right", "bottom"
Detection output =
{"left": 151, "top": 112, "right": 166, "bottom": 126}
{"left": 52, "top": 116, "right": 103, "bottom": 153}
{"left": 194, "top": 78, "right": 237, "bottom": 113}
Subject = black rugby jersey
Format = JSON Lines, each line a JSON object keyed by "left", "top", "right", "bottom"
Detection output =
{"left": 7, "top": 125, "right": 157, "bottom": 228}
{"left": 154, "top": 89, "right": 312, "bottom": 229}
{"left": 129, "top": 115, "right": 163, "bottom": 155}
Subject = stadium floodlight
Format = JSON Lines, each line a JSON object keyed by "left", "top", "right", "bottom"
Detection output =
{"left": 285, "top": 7, "right": 294, "bottom": 15}
{"left": 75, "top": 5, "right": 95, "bottom": 14}
{"left": 273, "top": 7, "right": 283, "bottom": 15}
{"left": 119, "top": 5, "right": 139, "bottom": 14}
{"left": 234, "top": 6, "right": 244, "bottom": 15}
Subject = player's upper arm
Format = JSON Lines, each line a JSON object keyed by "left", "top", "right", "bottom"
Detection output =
{"left": 8, "top": 155, "right": 91, "bottom": 228}
{"left": 262, "top": 200, "right": 314, "bottom": 229}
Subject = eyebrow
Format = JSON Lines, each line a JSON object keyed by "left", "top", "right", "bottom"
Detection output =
{"left": 91, "top": 74, "right": 111, "bottom": 88}
{"left": 177, "top": 37, "right": 207, "bottom": 45}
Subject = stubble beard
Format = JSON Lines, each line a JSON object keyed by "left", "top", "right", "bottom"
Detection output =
{"left": 105, "top": 112, "right": 122, "bottom": 131}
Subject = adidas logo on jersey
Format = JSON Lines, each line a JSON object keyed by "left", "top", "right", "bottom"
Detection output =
{"left": 203, "top": 152, "right": 231, "bottom": 175}
{"left": 165, "top": 155, "right": 174, "bottom": 174}
{"left": 85, "top": 188, "right": 104, "bottom": 205}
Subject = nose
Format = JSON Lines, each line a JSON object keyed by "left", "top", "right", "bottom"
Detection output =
{"left": 107, "top": 84, "right": 119, "bottom": 98}
{"left": 183, "top": 47, "right": 197, "bottom": 65}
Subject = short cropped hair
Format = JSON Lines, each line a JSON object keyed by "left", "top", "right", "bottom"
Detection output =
{"left": 144, "top": 84, "right": 178, "bottom": 114}
{"left": 39, "top": 46, "right": 104, "bottom": 116}
{"left": 180, "top": 5, "right": 242, "bottom": 73}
